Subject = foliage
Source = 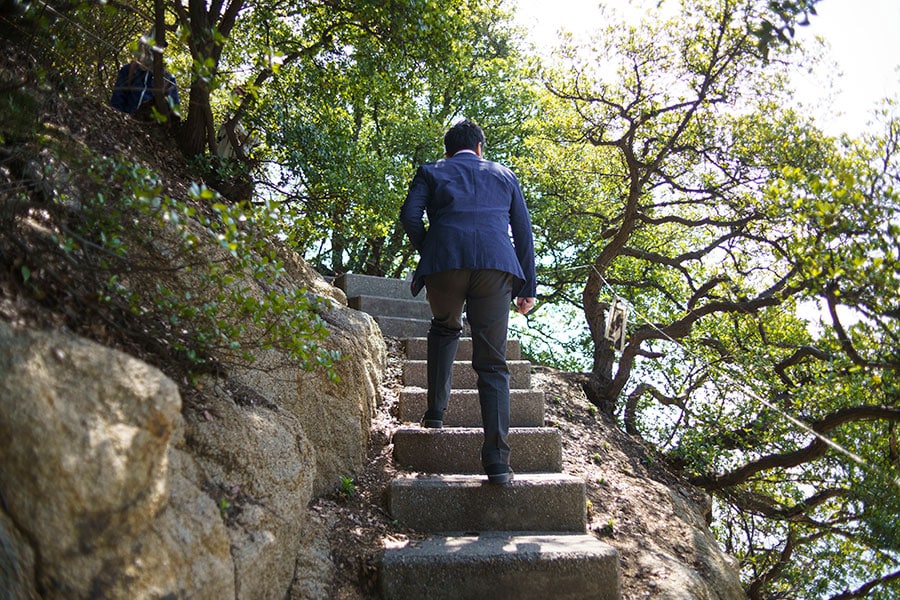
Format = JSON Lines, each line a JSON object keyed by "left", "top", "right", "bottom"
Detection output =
{"left": 217, "top": 497, "right": 232, "bottom": 519}
{"left": 0, "top": 112, "right": 339, "bottom": 383}
{"left": 253, "top": 0, "right": 539, "bottom": 275}
{"left": 753, "top": 0, "right": 820, "bottom": 58}
{"left": 79, "top": 156, "right": 341, "bottom": 379}
{"left": 4, "top": 0, "right": 540, "bottom": 277}
{"left": 526, "top": 0, "right": 900, "bottom": 597}
{"left": 513, "top": 304, "right": 593, "bottom": 372}
{"left": 338, "top": 475, "right": 356, "bottom": 499}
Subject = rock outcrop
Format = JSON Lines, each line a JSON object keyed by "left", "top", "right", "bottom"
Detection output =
{"left": 0, "top": 51, "right": 386, "bottom": 596}
{"left": 0, "top": 263, "right": 385, "bottom": 599}
{"left": 0, "top": 322, "right": 233, "bottom": 598}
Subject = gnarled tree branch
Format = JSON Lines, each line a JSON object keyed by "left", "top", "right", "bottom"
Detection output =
{"left": 691, "top": 405, "right": 900, "bottom": 490}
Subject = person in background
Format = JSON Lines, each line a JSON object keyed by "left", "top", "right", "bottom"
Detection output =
{"left": 400, "top": 119, "right": 537, "bottom": 485}
{"left": 109, "top": 33, "right": 179, "bottom": 119}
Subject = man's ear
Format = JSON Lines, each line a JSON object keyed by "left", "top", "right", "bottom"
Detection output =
{"left": 475, "top": 142, "right": 483, "bottom": 157}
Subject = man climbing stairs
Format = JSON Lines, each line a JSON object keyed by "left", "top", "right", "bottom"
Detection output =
{"left": 334, "top": 274, "right": 621, "bottom": 599}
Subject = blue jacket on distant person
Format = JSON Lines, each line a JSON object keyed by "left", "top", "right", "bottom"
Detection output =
{"left": 109, "top": 61, "right": 179, "bottom": 115}
{"left": 400, "top": 150, "right": 537, "bottom": 299}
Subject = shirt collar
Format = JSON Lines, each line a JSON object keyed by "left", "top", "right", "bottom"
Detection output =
{"left": 452, "top": 149, "right": 478, "bottom": 157}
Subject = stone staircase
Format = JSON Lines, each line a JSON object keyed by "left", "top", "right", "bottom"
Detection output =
{"left": 333, "top": 274, "right": 621, "bottom": 599}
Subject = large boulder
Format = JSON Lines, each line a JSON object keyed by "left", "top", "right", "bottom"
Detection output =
{"left": 225, "top": 298, "right": 385, "bottom": 497}
{"left": 0, "top": 281, "right": 384, "bottom": 599}
{"left": 137, "top": 216, "right": 386, "bottom": 498}
{"left": 0, "top": 322, "right": 233, "bottom": 598}
{"left": 183, "top": 377, "right": 321, "bottom": 599}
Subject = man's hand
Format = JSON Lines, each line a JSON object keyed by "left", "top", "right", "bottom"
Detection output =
{"left": 515, "top": 297, "right": 535, "bottom": 315}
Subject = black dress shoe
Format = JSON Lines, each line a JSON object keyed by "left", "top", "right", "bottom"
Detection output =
{"left": 485, "top": 464, "right": 514, "bottom": 485}
{"left": 421, "top": 410, "right": 444, "bottom": 428}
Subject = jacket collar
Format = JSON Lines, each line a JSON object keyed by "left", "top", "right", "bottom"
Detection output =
{"left": 449, "top": 150, "right": 482, "bottom": 161}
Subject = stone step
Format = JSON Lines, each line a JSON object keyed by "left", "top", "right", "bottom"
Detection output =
{"left": 392, "top": 427, "right": 562, "bottom": 474}
{"left": 402, "top": 360, "right": 531, "bottom": 390}
{"left": 398, "top": 387, "right": 545, "bottom": 427}
{"left": 374, "top": 317, "right": 473, "bottom": 339}
{"left": 333, "top": 273, "right": 415, "bottom": 300}
{"left": 349, "top": 295, "right": 432, "bottom": 321}
{"left": 404, "top": 337, "right": 521, "bottom": 361}
{"left": 389, "top": 473, "right": 587, "bottom": 533}
{"left": 373, "top": 316, "right": 431, "bottom": 339}
{"left": 380, "top": 532, "right": 621, "bottom": 600}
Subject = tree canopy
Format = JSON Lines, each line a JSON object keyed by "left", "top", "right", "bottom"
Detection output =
{"left": 520, "top": 1, "right": 899, "bottom": 597}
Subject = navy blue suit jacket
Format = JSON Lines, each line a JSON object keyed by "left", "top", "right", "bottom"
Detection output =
{"left": 400, "top": 151, "right": 536, "bottom": 299}
{"left": 109, "top": 62, "right": 179, "bottom": 114}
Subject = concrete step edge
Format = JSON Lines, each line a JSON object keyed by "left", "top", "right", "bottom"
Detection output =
{"left": 380, "top": 533, "right": 621, "bottom": 600}
{"left": 391, "top": 472, "right": 583, "bottom": 485}
{"left": 393, "top": 425, "right": 558, "bottom": 435}
{"left": 348, "top": 295, "right": 432, "bottom": 319}
{"left": 398, "top": 387, "right": 545, "bottom": 427}
{"left": 390, "top": 473, "right": 587, "bottom": 533}
{"left": 404, "top": 337, "right": 522, "bottom": 360}
{"left": 392, "top": 426, "right": 562, "bottom": 473}
{"left": 374, "top": 316, "right": 431, "bottom": 338}
{"left": 402, "top": 360, "right": 532, "bottom": 389}
{"left": 332, "top": 273, "right": 415, "bottom": 299}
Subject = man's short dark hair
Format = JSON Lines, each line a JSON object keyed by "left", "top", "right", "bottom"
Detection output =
{"left": 444, "top": 119, "right": 486, "bottom": 156}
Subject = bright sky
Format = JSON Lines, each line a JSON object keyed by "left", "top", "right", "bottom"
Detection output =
{"left": 514, "top": 0, "right": 900, "bottom": 137}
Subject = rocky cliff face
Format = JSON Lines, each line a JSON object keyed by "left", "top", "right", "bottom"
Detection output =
{"left": 0, "top": 278, "right": 385, "bottom": 599}
{"left": 0, "top": 43, "right": 386, "bottom": 597}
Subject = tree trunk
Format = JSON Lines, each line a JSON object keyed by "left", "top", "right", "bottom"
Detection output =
{"left": 583, "top": 267, "right": 616, "bottom": 415}
{"left": 580, "top": 145, "right": 644, "bottom": 417}
{"left": 177, "top": 83, "right": 215, "bottom": 157}
{"left": 172, "top": 0, "right": 244, "bottom": 158}
{"left": 331, "top": 226, "right": 345, "bottom": 274}
{"left": 151, "top": 0, "right": 169, "bottom": 118}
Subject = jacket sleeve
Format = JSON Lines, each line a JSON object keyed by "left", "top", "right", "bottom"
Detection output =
{"left": 400, "top": 166, "right": 429, "bottom": 252}
{"left": 509, "top": 178, "right": 537, "bottom": 298}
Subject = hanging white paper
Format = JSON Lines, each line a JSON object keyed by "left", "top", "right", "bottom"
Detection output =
{"left": 603, "top": 297, "right": 629, "bottom": 352}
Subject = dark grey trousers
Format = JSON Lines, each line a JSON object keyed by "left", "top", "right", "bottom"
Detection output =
{"left": 423, "top": 269, "right": 514, "bottom": 468}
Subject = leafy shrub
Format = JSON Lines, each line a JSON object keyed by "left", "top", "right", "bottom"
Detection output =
{"left": 75, "top": 155, "right": 341, "bottom": 381}
{"left": 1, "top": 135, "right": 340, "bottom": 384}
